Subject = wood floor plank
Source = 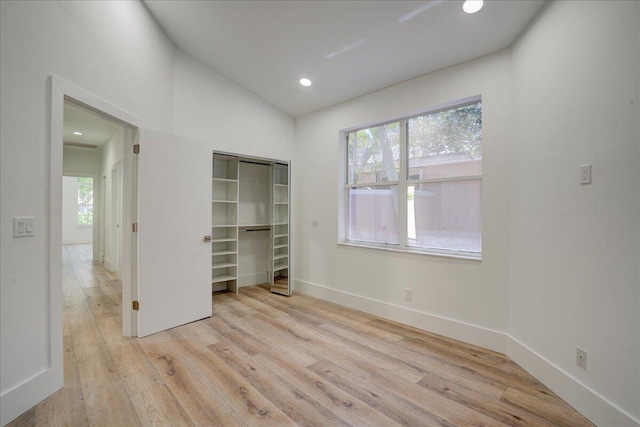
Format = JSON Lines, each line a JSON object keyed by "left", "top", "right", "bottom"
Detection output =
{"left": 257, "top": 311, "right": 427, "bottom": 383}
{"left": 139, "top": 338, "right": 236, "bottom": 426}
{"left": 173, "top": 337, "right": 297, "bottom": 427}
{"left": 331, "top": 354, "right": 513, "bottom": 427}
{"left": 254, "top": 353, "right": 405, "bottom": 427}
{"left": 34, "top": 336, "right": 88, "bottom": 426}
{"left": 98, "top": 316, "right": 164, "bottom": 397}
{"left": 208, "top": 339, "right": 351, "bottom": 427}
{"left": 501, "top": 387, "right": 594, "bottom": 427}
{"left": 6, "top": 245, "right": 595, "bottom": 427}
{"left": 129, "top": 384, "right": 194, "bottom": 427}
{"left": 417, "top": 370, "right": 555, "bottom": 427}
{"left": 225, "top": 312, "right": 319, "bottom": 368}
{"left": 225, "top": 288, "right": 291, "bottom": 319}
{"left": 320, "top": 321, "right": 507, "bottom": 400}
{"left": 308, "top": 359, "right": 454, "bottom": 427}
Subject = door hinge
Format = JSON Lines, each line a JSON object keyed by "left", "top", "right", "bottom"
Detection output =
{"left": 132, "top": 300, "right": 140, "bottom": 311}
{"left": 133, "top": 143, "right": 140, "bottom": 154}
{"left": 132, "top": 222, "right": 139, "bottom": 233}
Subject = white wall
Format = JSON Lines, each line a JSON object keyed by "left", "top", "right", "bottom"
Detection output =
{"left": 509, "top": 1, "right": 639, "bottom": 424}
{"left": 173, "top": 51, "right": 295, "bottom": 161}
{"left": 294, "top": 50, "right": 513, "bottom": 350}
{"left": 63, "top": 146, "right": 102, "bottom": 174}
{"left": 62, "top": 177, "right": 93, "bottom": 245}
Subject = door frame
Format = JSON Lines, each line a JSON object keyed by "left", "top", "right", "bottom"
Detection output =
{"left": 51, "top": 76, "right": 141, "bottom": 346}
{"left": 111, "top": 160, "right": 123, "bottom": 276}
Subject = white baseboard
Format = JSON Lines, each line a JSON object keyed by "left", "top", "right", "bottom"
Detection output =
{"left": 294, "top": 279, "right": 506, "bottom": 353}
{"left": 238, "top": 272, "right": 268, "bottom": 288}
{"left": 506, "top": 337, "right": 639, "bottom": 427}
{"left": 1, "top": 367, "right": 62, "bottom": 426}
{"left": 294, "top": 279, "right": 639, "bottom": 427}
{"left": 62, "top": 238, "right": 92, "bottom": 245}
{"left": 103, "top": 256, "right": 112, "bottom": 271}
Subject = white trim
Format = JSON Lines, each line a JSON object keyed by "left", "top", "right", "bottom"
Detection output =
{"left": 0, "top": 367, "right": 60, "bottom": 426}
{"left": 63, "top": 238, "right": 93, "bottom": 245}
{"left": 506, "top": 337, "right": 640, "bottom": 427}
{"left": 50, "top": 77, "right": 140, "bottom": 340}
{"left": 338, "top": 241, "right": 482, "bottom": 261}
{"left": 294, "top": 279, "right": 505, "bottom": 352}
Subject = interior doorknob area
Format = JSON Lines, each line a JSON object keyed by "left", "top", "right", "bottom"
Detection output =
{"left": 202, "top": 235, "right": 212, "bottom": 242}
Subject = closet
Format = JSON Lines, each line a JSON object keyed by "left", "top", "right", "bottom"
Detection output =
{"left": 211, "top": 152, "right": 291, "bottom": 296}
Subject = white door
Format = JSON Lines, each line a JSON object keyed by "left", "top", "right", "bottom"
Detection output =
{"left": 137, "top": 129, "right": 212, "bottom": 337}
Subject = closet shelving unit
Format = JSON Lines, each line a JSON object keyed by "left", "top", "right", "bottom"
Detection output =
{"left": 211, "top": 154, "right": 239, "bottom": 293}
{"left": 212, "top": 152, "right": 291, "bottom": 296}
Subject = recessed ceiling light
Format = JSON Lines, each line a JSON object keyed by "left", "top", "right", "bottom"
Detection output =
{"left": 299, "top": 78, "right": 312, "bottom": 87}
{"left": 463, "top": 0, "right": 483, "bottom": 14}
{"left": 73, "top": 131, "right": 83, "bottom": 136}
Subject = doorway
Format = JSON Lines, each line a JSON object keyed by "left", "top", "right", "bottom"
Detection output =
{"left": 52, "top": 76, "right": 141, "bottom": 344}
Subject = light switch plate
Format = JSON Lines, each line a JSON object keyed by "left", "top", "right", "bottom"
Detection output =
{"left": 13, "top": 217, "right": 34, "bottom": 238}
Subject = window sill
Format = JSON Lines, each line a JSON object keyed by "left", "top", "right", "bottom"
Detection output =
{"left": 338, "top": 240, "right": 482, "bottom": 261}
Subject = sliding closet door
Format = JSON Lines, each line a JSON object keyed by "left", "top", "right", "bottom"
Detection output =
{"left": 271, "top": 162, "right": 291, "bottom": 295}
{"left": 137, "top": 129, "right": 212, "bottom": 337}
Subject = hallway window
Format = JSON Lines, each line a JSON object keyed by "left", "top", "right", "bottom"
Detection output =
{"left": 77, "top": 177, "right": 93, "bottom": 226}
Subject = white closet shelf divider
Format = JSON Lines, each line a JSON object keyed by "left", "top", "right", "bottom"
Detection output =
{"left": 212, "top": 262, "right": 236, "bottom": 269}
{"left": 211, "top": 274, "right": 237, "bottom": 283}
{"left": 212, "top": 250, "right": 236, "bottom": 255}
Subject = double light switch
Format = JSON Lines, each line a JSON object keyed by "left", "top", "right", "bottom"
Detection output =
{"left": 13, "top": 217, "right": 34, "bottom": 238}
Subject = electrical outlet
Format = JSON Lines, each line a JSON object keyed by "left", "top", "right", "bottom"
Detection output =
{"left": 576, "top": 347, "right": 587, "bottom": 369}
{"left": 405, "top": 288, "right": 412, "bottom": 301}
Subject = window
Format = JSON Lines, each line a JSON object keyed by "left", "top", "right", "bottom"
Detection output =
{"left": 77, "top": 177, "right": 93, "bottom": 226}
{"left": 342, "top": 99, "right": 482, "bottom": 259}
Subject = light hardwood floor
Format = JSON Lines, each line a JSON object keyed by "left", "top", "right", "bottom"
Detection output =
{"left": 8, "top": 244, "right": 594, "bottom": 427}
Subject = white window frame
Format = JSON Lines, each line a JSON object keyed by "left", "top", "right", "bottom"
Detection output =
{"left": 338, "top": 96, "right": 482, "bottom": 261}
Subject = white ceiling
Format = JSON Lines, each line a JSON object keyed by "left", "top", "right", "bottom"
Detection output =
{"left": 64, "top": 103, "right": 122, "bottom": 148}
{"left": 144, "top": 0, "right": 546, "bottom": 117}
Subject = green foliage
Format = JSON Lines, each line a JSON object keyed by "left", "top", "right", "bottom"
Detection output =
{"left": 347, "top": 122, "right": 400, "bottom": 184}
{"left": 408, "top": 102, "right": 482, "bottom": 161}
{"left": 347, "top": 102, "right": 482, "bottom": 185}
{"left": 77, "top": 177, "right": 93, "bottom": 226}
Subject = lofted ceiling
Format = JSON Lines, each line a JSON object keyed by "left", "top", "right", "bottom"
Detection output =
{"left": 144, "top": 0, "right": 546, "bottom": 117}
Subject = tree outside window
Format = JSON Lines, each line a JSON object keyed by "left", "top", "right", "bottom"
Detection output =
{"left": 77, "top": 177, "right": 93, "bottom": 226}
